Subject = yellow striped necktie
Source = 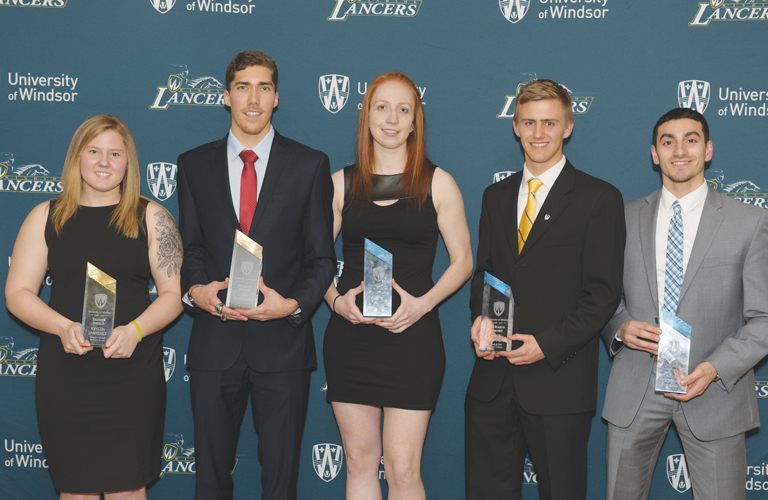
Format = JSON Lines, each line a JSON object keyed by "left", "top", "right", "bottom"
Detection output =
{"left": 518, "top": 178, "right": 543, "bottom": 252}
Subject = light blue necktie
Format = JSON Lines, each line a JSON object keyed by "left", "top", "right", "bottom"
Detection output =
{"left": 662, "top": 201, "right": 684, "bottom": 313}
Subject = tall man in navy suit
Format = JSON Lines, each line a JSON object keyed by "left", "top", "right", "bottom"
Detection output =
{"left": 465, "top": 79, "right": 625, "bottom": 499}
{"left": 177, "top": 51, "right": 336, "bottom": 500}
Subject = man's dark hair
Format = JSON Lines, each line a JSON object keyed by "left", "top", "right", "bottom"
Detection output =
{"left": 652, "top": 107, "right": 709, "bottom": 146}
{"left": 225, "top": 51, "right": 278, "bottom": 91}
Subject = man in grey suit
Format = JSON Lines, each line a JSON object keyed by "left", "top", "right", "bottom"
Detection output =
{"left": 602, "top": 107, "right": 768, "bottom": 500}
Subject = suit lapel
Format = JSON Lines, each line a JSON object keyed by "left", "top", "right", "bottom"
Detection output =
{"left": 211, "top": 135, "right": 240, "bottom": 229}
{"left": 500, "top": 173, "right": 522, "bottom": 261}
{"left": 249, "top": 131, "right": 289, "bottom": 234}
{"left": 679, "top": 187, "right": 723, "bottom": 302}
{"left": 519, "top": 162, "right": 574, "bottom": 258}
{"left": 640, "top": 190, "right": 660, "bottom": 308}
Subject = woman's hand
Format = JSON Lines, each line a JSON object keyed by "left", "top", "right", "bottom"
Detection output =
{"left": 335, "top": 281, "right": 377, "bottom": 325}
{"left": 103, "top": 323, "right": 140, "bottom": 359}
{"left": 376, "top": 279, "right": 429, "bottom": 333}
{"left": 58, "top": 322, "right": 92, "bottom": 356}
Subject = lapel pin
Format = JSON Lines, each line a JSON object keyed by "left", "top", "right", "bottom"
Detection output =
{"left": 544, "top": 214, "right": 551, "bottom": 220}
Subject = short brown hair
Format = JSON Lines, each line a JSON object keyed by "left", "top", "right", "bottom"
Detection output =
{"left": 225, "top": 51, "right": 278, "bottom": 91}
{"left": 652, "top": 107, "right": 710, "bottom": 147}
{"left": 513, "top": 79, "right": 573, "bottom": 123}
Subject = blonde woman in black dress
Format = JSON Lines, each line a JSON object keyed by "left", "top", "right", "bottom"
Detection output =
{"left": 5, "top": 115, "right": 183, "bottom": 500}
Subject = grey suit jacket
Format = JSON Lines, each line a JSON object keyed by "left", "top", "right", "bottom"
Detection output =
{"left": 602, "top": 186, "right": 768, "bottom": 441}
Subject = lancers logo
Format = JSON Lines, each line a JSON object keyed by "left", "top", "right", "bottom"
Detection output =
{"left": 691, "top": 0, "right": 768, "bottom": 26}
{"left": 493, "top": 171, "right": 516, "bottom": 183}
{"left": 163, "top": 347, "right": 176, "bottom": 382}
{"left": 149, "top": 64, "right": 225, "bottom": 110}
{"left": 0, "top": 0, "right": 66, "bottom": 7}
{"left": 0, "top": 153, "right": 62, "bottom": 194}
{"left": 150, "top": 0, "right": 176, "bottom": 14}
{"left": 319, "top": 75, "right": 350, "bottom": 114}
{"left": 328, "top": 0, "right": 421, "bottom": 21}
{"left": 756, "top": 379, "right": 768, "bottom": 398}
{"left": 666, "top": 454, "right": 691, "bottom": 493}
{"left": 161, "top": 433, "right": 195, "bottom": 476}
{"left": 313, "top": 443, "right": 343, "bottom": 482}
{"left": 706, "top": 170, "right": 768, "bottom": 209}
{"left": 678, "top": 80, "right": 711, "bottom": 113}
{"left": 147, "top": 162, "right": 177, "bottom": 201}
{"left": 500, "top": 0, "right": 530, "bottom": 23}
{"left": 498, "top": 75, "right": 594, "bottom": 119}
{"left": 0, "top": 336, "right": 38, "bottom": 377}
{"left": 523, "top": 456, "right": 537, "bottom": 485}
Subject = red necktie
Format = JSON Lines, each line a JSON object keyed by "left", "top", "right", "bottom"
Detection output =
{"left": 238, "top": 149, "right": 258, "bottom": 234}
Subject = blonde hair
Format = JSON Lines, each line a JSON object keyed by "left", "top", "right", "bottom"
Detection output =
{"left": 513, "top": 79, "right": 573, "bottom": 124}
{"left": 51, "top": 115, "right": 145, "bottom": 238}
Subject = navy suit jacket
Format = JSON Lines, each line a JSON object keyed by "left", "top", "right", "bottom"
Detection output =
{"left": 177, "top": 131, "right": 336, "bottom": 373}
{"left": 467, "top": 161, "right": 626, "bottom": 415}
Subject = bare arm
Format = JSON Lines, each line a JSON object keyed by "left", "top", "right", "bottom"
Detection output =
{"left": 104, "top": 202, "right": 183, "bottom": 358}
{"left": 5, "top": 201, "right": 91, "bottom": 355}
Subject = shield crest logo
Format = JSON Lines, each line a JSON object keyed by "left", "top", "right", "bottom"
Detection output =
{"left": 373, "top": 266, "right": 385, "bottom": 283}
{"left": 493, "top": 171, "right": 514, "bottom": 183}
{"left": 147, "top": 162, "right": 178, "bottom": 202}
{"left": 163, "top": 347, "right": 176, "bottom": 382}
{"left": 312, "top": 443, "right": 343, "bottom": 482}
{"left": 168, "top": 74, "right": 183, "bottom": 93}
{"left": 163, "top": 443, "right": 179, "bottom": 461}
{"left": 241, "top": 261, "right": 254, "bottom": 276}
{"left": 150, "top": 0, "right": 176, "bottom": 14}
{"left": 710, "top": 0, "right": 725, "bottom": 8}
{"left": 94, "top": 294, "right": 107, "bottom": 309}
{"left": 678, "top": 80, "right": 710, "bottom": 113}
{"left": 319, "top": 75, "right": 350, "bottom": 114}
{"left": 666, "top": 454, "right": 691, "bottom": 493}
{"left": 500, "top": 0, "right": 530, "bottom": 23}
{"left": 0, "top": 162, "right": 8, "bottom": 179}
{"left": 0, "top": 347, "right": 8, "bottom": 363}
{"left": 493, "top": 301, "right": 505, "bottom": 317}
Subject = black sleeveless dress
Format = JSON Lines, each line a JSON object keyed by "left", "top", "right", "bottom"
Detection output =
{"left": 323, "top": 166, "right": 445, "bottom": 411}
{"left": 36, "top": 199, "right": 165, "bottom": 493}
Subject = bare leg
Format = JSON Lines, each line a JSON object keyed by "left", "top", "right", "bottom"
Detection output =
{"left": 382, "top": 408, "right": 431, "bottom": 500}
{"left": 332, "top": 402, "right": 384, "bottom": 500}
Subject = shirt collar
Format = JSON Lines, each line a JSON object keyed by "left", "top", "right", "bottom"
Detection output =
{"left": 522, "top": 155, "right": 567, "bottom": 189}
{"left": 227, "top": 125, "right": 275, "bottom": 165}
{"left": 660, "top": 181, "right": 708, "bottom": 215}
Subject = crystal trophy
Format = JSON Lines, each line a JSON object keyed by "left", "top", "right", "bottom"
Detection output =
{"left": 655, "top": 309, "right": 691, "bottom": 394}
{"left": 81, "top": 262, "right": 116, "bottom": 348}
{"left": 363, "top": 238, "right": 393, "bottom": 317}
{"left": 479, "top": 272, "right": 514, "bottom": 351}
{"left": 226, "top": 230, "right": 263, "bottom": 309}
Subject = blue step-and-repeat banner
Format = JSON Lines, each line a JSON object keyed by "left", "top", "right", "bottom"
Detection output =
{"left": 1, "top": 1, "right": 767, "bottom": 498}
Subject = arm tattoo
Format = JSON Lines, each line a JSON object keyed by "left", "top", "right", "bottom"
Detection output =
{"left": 154, "top": 210, "right": 183, "bottom": 277}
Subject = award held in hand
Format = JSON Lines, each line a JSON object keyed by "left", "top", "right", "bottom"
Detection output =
{"left": 81, "top": 262, "right": 116, "bottom": 348}
{"left": 226, "top": 230, "right": 263, "bottom": 309}
{"left": 363, "top": 238, "right": 393, "bottom": 318}
{"left": 655, "top": 309, "right": 692, "bottom": 394}
{"left": 480, "top": 272, "right": 514, "bottom": 351}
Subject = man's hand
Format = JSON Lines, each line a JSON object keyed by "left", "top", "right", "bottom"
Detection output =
{"left": 617, "top": 320, "right": 662, "bottom": 355}
{"left": 498, "top": 334, "right": 544, "bottom": 365}
{"left": 470, "top": 316, "right": 497, "bottom": 360}
{"left": 190, "top": 278, "right": 247, "bottom": 321}
{"left": 665, "top": 361, "right": 718, "bottom": 402}
{"left": 239, "top": 277, "right": 299, "bottom": 322}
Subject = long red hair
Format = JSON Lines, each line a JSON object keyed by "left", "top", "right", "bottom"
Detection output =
{"left": 350, "top": 72, "right": 430, "bottom": 208}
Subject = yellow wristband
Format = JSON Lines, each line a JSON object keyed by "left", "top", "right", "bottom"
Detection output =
{"left": 131, "top": 321, "right": 142, "bottom": 343}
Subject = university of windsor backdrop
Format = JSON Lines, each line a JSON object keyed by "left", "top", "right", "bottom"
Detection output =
{"left": 1, "top": 1, "right": 767, "bottom": 498}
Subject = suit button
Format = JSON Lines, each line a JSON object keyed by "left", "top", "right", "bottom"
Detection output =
{"left": 654, "top": 317, "right": 659, "bottom": 325}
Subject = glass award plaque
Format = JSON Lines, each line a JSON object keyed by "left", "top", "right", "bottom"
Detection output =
{"left": 81, "top": 262, "right": 116, "bottom": 348}
{"left": 225, "top": 230, "right": 263, "bottom": 309}
{"left": 363, "top": 238, "right": 393, "bottom": 318}
{"left": 655, "top": 309, "right": 691, "bottom": 394}
{"left": 480, "top": 272, "right": 514, "bottom": 351}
